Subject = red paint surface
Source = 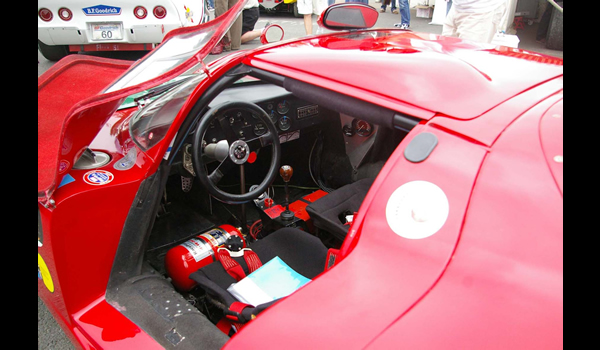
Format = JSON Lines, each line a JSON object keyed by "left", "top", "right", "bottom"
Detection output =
{"left": 74, "top": 297, "right": 161, "bottom": 349}
{"left": 247, "top": 30, "right": 562, "bottom": 121}
{"left": 367, "top": 95, "right": 563, "bottom": 348}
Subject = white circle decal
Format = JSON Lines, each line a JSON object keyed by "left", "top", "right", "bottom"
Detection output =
{"left": 385, "top": 181, "right": 449, "bottom": 239}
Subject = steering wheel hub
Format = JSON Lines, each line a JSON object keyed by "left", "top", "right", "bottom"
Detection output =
{"left": 230, "top": 140, "right": 249, "bottom": 164}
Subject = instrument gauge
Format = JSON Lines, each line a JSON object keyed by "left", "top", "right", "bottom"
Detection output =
{"left": 253, "top": 122, "right": 267, "bottom": 136}
{"left": 277, "top": 100, "right": 290, "bottom": 115}
{"left": 278, "top": 116, "right": 291, "bottom": 131}
{"left": 352, "top": 119, "right": 373, "bottom": 137}
{"left": 269, "top": 111, "right": 278, "bottom": 124}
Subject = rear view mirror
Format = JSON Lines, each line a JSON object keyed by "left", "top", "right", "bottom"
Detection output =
{"left": 260, "top": 24, "right": 285, "bottom": 44}
{"left": 318, "top": 3, "right": 379, "bottom": 31}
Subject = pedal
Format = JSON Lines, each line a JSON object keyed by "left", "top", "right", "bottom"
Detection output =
{"left": 181, "top": 176, "right": 193, "bottom": 192}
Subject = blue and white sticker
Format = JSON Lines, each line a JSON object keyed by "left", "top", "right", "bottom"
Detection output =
{"left": 83, "top": 170, "right": 114, "bottom": 186}
{"left": 385, "top": 181, "right": 449, "bottom": 240}
{"left": 82, "top": 5, "right": 122, "bottom": 16}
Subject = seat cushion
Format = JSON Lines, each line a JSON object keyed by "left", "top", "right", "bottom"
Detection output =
{"left": 191, "top": 227, "right": 328, "bottom": 291}
{"left": 305, "top": 178, "right": 374, "bottom": 240}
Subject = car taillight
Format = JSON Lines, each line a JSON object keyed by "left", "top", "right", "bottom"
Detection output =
{"left": 153, "top": 6, "right": 166, "bottom": 19}
{"left": 58, "top": 7, "right": 72, "bottom": 21}
{"left": 39, "top": 8, "right": 53, "bottom": 22}
{"left": 134, "top": 6, "right": 147, "bottom": 19}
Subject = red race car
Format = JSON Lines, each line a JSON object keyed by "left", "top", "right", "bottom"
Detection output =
{"left": 38, "top": 1, "right": 563, "bottom": 349}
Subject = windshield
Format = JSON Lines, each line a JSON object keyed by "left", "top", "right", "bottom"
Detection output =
{"left": 104, "top": 0, "right": 248, "bottom": 93}
{"left": 130, "top": 72, "right": 207, "bottom": 151}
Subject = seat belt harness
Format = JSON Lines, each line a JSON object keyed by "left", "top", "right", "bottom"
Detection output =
{"left": 216, "top": 247, "right": 263, "bottom": 281}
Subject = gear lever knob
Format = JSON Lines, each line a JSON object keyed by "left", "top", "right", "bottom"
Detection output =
{"left": 279, "top": 165, "right": 293, "bottom": 183}
{"left": 279, "top": 165, "right": 295, "bottom": 221}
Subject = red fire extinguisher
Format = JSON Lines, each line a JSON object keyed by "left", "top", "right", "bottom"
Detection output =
{"left": 165, "top": 224, "right": 245, "bottom": 291}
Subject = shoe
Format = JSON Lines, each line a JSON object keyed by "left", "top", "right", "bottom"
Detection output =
{"left": 210, "top": 42, "right": 223, "bottom": 55}
{"left": 392, "top": 9, "right": 399, "bottom": 14}
{"left": 400, "top": 23, "right": 409, "bottom": 29}
{"left": 262, "top": 21, "right": 271, "bottom": 33}
{"left": 210, "top": 36, "right": 231, "bottom": 55}
{"left": 380, "top": 8, "right": 385, "bottom": 13}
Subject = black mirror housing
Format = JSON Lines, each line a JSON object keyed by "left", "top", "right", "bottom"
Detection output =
{"left": 318, "top": 3, "right": 379, "bottom": 31}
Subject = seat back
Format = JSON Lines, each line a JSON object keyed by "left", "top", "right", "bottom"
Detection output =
{"left": 306, "top": 178, "right": 374, "bottom": 240}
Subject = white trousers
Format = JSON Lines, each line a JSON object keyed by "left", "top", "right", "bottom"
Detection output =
{"left": 442, "top": 1, "right": 506, "bottom": 44}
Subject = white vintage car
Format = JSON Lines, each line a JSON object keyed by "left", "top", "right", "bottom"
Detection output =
{"left": 259, "top": 0, "right": 302, "bottom": 18}
{"left": 38, "top": 0, "right": 209, "bottom": 61}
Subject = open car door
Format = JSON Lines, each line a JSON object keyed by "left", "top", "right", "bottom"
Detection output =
{"left": 38, "top": 0, "right": 248, "bottom": 206}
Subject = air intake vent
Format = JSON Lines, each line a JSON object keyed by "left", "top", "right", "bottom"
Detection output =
{"left": 73, "top": 148, "right": 111, "bottom": 169}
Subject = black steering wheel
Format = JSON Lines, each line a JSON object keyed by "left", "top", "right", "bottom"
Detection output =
{"left": 192, "top": 101, "right": 281, "bottom": 204}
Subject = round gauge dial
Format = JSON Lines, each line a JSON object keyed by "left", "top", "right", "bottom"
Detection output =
{"left": 253, "top": 122, "right": 267, "bottom": 136}
{"left": 277, "top": 100, "right": 290, "bottom": 115}
{"left": 352, "top": 119, "right": 373, "bottom": 137}
{"left": 269, "top": 110, "right": 278, "bottom": 124}
{"left": 278, "top": 116, "right": 291, "bottom": 131}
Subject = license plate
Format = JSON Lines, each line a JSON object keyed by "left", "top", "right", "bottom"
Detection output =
{"left": 91, "top": 23, "right": 122, "bottom": 41}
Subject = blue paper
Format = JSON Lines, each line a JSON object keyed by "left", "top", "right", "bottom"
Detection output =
{"left": 227, "top": 256, "right": 311, "bottom": 306}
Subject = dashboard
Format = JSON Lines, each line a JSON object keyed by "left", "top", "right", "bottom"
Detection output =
{"left": 203, "top": 82, "right": 328, "bottom": 145}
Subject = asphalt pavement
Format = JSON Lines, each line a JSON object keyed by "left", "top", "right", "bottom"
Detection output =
{"left": 38, "top": 3, "right": 562, "bottom": 349}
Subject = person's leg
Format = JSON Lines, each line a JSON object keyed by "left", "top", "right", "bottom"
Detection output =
{"left": 399, "top": 0, "right": 410, "bottom": 26}
{"left": 296, "top": 0, "right": 313, "bottom": 35}
{"left": 214, "top": 0, "right": 226, "bottom": 18}
{"left": 450, "top": 1, "right": 506, "bottom": 43}
{"left": 227, "top": 0, "right": 242, "bottom": 49}
{"left": 213, "top": 0, "right": 231, "bottom": 49}
{"left": 241, "top": 30, "right": 261, "bottom": 43}
{"left": 304, "top": 14, "right": 313, "bottom": 35}
{"left": 536, "top": 3, "right": 553, "bottom": 42}
{"left": 441, "top": 6, "right": 458, "bottom": 37}
{"left": 380, "top": 0, "right": 388, "bottom": 12}
{"left": 392, "top": 0, "right": 398, "bottom": 14}
{"left": 241, "top": 7, "right": 260, "bottom": 44}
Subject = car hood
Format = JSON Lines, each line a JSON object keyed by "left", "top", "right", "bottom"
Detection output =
{"left": 38, "top": 0, "right": 248, "bottom": 204}
{"left": 247, "top": 30, "right": 563, "bottom": 120}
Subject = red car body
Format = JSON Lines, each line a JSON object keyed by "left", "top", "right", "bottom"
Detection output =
{"left": 38, "top": 2, "right": 563, "bottom": 349}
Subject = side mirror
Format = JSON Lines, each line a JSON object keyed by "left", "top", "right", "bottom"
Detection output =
{"left": 318, "top": 3, "right": 379, "bottom": 31}
{"left": 260, "top": 24, "right": 285, "bottom": 44}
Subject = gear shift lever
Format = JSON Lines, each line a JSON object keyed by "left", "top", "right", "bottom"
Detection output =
{"left": 279, "top": 165, "right": 295, "bottom": 221}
